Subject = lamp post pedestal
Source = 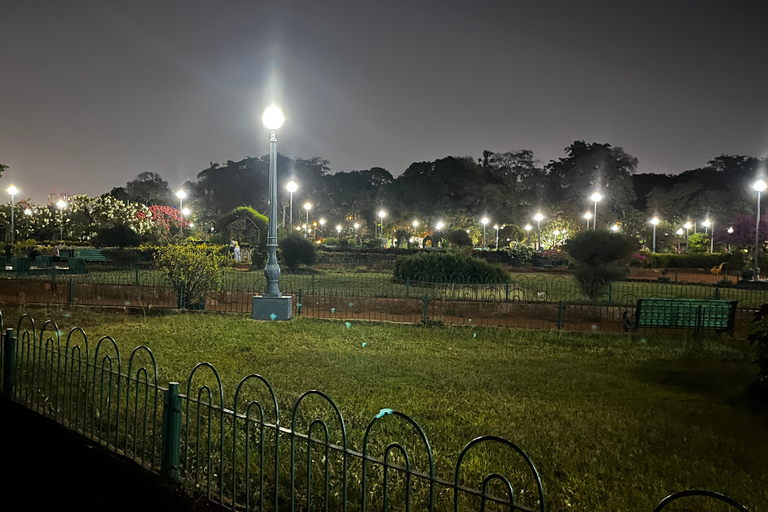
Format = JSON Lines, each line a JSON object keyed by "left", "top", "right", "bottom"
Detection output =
{"left": 252, "top": 129, "right": 293, "bottom": 320}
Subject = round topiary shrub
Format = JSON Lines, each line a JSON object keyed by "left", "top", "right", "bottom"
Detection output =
{"left": 280, "top": 234, "right": 317, "bottom": 271}
{"left": 393, "top": 251, "right": 509, "bottom": 282}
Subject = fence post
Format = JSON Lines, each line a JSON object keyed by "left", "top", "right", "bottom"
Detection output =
{"left": 422, "top": 293, "right": 429, "bottom": 324}
{"left": 714, "top": 288, "right": 720, "bottom": 300}
{"left": 297, "top": 289, "right": 303, "bottom": 316}
{"left": 557, "top": 301, "right": 564, "bottom": 330}
{"left": 406, "top": 278, "right": 410, "bottom": 298}
{"left": 2, "top": 328, "right": 16, "bottom": 400}
{"left": 160, "top": 382, "right": 182, "bottom": 481}
{"left": 68, "top": 278, "right": 74, "bottom": 305}
{"left": 311, "top": 274, "right": 316, "bottom": 295}
{"left": 505, "top": 282, "right": 510, "bottom": 302}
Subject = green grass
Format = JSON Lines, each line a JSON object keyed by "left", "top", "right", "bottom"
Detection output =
{"left": 2, "top": 306, "right": 766, "bottom": 511}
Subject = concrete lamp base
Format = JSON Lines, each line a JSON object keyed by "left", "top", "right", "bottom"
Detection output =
{"left": 251, "top": 295, "right": 293, "bottom": 321}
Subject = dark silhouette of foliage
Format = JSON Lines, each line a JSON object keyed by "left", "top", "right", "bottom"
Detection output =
{"left": 280, "top": 234, "right": 317, "bottom": 270}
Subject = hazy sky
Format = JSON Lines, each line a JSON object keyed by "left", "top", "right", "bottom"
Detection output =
{"left": 2, "top": 1, "right": 768, "bottom": 201}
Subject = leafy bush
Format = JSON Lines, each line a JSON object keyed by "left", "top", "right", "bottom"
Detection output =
{"left": 393, "top": 251, "right": 509, "bottom": 282}
{"left": 323, "top": 237, "right": 340, "bottom": 246}
{"left": 747, "top": 306, "right": 768, "bottom": 399}
{"left": 445, "top": 229, "right": 472, "bottom": 247}
{"left": 280, "top": 234, "right": 317, "bottom": 270}
{"left": 101, "top": 247, "right": 155, "bottom": 267}
{"left": 155, "top": 242, "right": 225, "bottom": 308}
{"left": 93, "top": 224, "right": 145, "bottom": 247}
{"left": 688, "top": 232, "right": 710, "bottom": 253}
{"left": 565, "top": 231, "right": 637, "bottom": 294}
{"left": 504, "top": 241, "right": 535, "bottom": 265}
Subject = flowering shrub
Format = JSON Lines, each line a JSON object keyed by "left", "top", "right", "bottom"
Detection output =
{"left": 629, "top": 252, "right": 647, "bottom": 266}
{"left": 147, "top": 205, "right": 182, "bottom": 244}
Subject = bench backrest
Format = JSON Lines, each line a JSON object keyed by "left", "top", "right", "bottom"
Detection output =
{"left": 637, "top": 298, "right": 736, "bottom": 331}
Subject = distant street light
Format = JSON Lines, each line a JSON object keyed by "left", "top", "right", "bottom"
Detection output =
{"left": 378, "top": 210, "right": 386, "bottom": 241}
{"left": 727, "top": 226, "right": 734, "bottom": 252}
{"left": 286, "top": 180, "right": 298, "bottom": 228}
{"left": 610, "top": 224, "right": 619, "bottom": 232}
{"left": 650, "top": 217, "right": 660, "bottom": 253}
{"left": 176, "top": 189, "right": 187, "bottom": 236}
{"left": 684, "top": 221, "right": 692, "bottom": 253}
{"left": 412, "top": 220, "right": 419, "bottom": 228}
{"left": 336, "top": 224, "right": 342, "bottom": 235}
{"left": 676, "top": 228, "right": 684, "bottom": 251}
{"left": 24, "top": 208, "right": 32, "bottom": 216}
{"left": 533, "top": 212, "right": 544, "bottom": 251}
{"left": 590, "top": 191, "right": 602, "bottom": 229}
{"left": 56, "top": 199, "right": 67, "bottom": 241}
{"left": 319, "top": 218, "right": 326, "bottom": 239}
{"left": 303, "top": 202, "right": 312, "bottom": 236}
{"left": 354, "top": 222, "right": 360, "bottom": 244}
{"left": 553, "top": 229, "right": 561, "bottom": 247}
{"left": 481, "top": 217, "right": 489, "bottom": 250}
{"left": 524, "top": 224, "right": 532, "bottom": 247}
{"left": 493, "top": 224, "right": 499, "bottom": 249}
{"left": 584, "top": 211, "right": 592, "bottom": 230}
{"left": 752, "top": 179, "right": 766, "bottom": 280}
{"left": 182, "top": 207, "right": 190, "bottom": 216}
{"left": 702, "top": 218, "right": 714, "bottom": 253}
{"left": 436, "top": 221, "right": 444, "bottom": 230}
{"left": 7, "top": 185, "right": 17, "bottom": 244}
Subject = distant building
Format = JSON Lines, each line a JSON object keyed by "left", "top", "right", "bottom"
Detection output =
{"left": 47, "top": 190, "right": 69, "bottom": 206}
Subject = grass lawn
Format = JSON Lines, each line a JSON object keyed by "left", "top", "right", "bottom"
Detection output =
{"left": 2, "top": 306, "right": 767, "bottom": 511}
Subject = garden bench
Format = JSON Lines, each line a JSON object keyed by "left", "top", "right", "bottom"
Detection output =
{"left": 623, "top": 298, "right": 737, "bottom": 336}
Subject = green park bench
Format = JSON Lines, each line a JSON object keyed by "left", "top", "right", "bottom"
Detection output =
{"left": 73, "top": 248, "right": 110, "bottom": 262}
{"left": 34, "top": 255, "right": 55, "bottom": 269}
{"left": 624, "top": 298, "right": 738, "bottom": 336}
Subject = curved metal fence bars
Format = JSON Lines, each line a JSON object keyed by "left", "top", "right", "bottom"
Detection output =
{"left": 0, "top": 269, "right": 764, "bottom": 336}
{"left": 0, "top": 313, "right": 752, "bottom": 511}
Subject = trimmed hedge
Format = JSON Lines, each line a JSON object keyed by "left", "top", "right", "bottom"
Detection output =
{"left": 640, "top": 251, "right": 745, "bottom": 270}
{"left": 393, "top": 251, "right": 509, "bottom": 282}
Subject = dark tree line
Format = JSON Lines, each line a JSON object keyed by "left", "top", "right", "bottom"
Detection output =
{"left": 105, "top": 143, "right": 766, "bottom": 241}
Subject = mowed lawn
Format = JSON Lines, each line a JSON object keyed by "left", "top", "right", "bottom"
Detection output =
{"left": 2, "top": 307, "right": 767, "bottom": 511}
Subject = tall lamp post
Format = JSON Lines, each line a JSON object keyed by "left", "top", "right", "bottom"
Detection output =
{"left": 676, "top": 228, "right": 684, "bottom": 252}
{"left": 727, "top": 226, "right": 734, "bottom": 252}
{"left": 493, "top": 224, "right": 499, "bottom": 249}
{"left": 7, "top": 185, "right": 17, "bottom": 244}
{"left": 533, "top": 213, "right": 544, "bottom": 251}
{"left": 378, "top": 210, "right": 386, "bottom": 242}
{"left": 590, "top": 192, "right": 602, "bottom": 229}
{"left": 286, "top": 181, "right": 298, "bottom": 229}
{"left": 319, "top": 218, "right": 326, "bottom": 240}
{"left": 481, "top": 217, "right": 489, "bottom": 250}
{"left": 684, "top": 221, "right": 692, "bottom": 253}
{"left": 303, "top": 202, "right": 311, "bottom": 237}
{"left": 524, "top": 224, "right": 532, "bottom": 247}
{"left": 752, "top": 179, "right": 766, "bottom": 281}
{"left": 56, "top": 199, "right": 67, "bottom": 241}
{"left": 176, "top": 190, "right": 187, "bottom": 235}
{"left": 702, "top": 218, "right": 713, "bottom": 253}
{"left": 650, "top": 217, "right": 659, "bottom": 253}
{"left": 584, "top": 211, "right": 592, "bottom": 230}
{"left": 354, "top": 222, "right": 360, "bottom": 244}
{"left": 252, "top": 105, "right": 292, "bottom": 320}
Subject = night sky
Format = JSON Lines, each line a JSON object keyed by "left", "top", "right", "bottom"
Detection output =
{"left": 2, "top": 1, "right": 767, "bottom": 201}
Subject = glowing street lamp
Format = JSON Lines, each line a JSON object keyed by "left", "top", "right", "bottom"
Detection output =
{"left": 753, "top": 179, "right": 767, "bottom": 280}
{"left": 524, "top": 224, "right": 532, "bottom": 247}
{"left": 610, "top": 224, "right": 619, "bottom": 232}
{"left": 56, "top": 199, "right": 67, "bottom": 241}
{"left": 319, "top": 218, "right": 326, "bottom": 239}
{"left": 702, "top": 218, "right": 714, "bottom": 253}
{"left": 493, "top": 224, "right": 499, "bottom": 249}
{"left": 354, "top": 222, "right": 360, "bottom": 244}
{"left": 590, "top": 191, "right": 602, "bottom": 229}
{"left": 481, "top": 217, "right": 489, "bottom": 250}
{"left": 727, "top": 226, "right": 734, "bottom": 252}
{"left": 436, "top": 221, "right": 444, "bottom": 230}
{"left": 378, "top": 210, "right": 386, "bottom": 240}
{"left": 553, "top": 229, "right": 561, "bottom": 247}
{"left": 684, "top": 221, "right": 692, "bottom": 253}
{"left": 255, "top": 104, "right": 290, "bottom": 318}
{"left": 175, "top": 189, "right": 187, "bottom": 235}
{"left": 412, "top": 220, "right": 419, "bottom": 228}
{"left": 336, "top": 224, "right": 342, "bottom": 235}
{"left": 676, "top": 228, "right": 684, "bottom": 251}
{"left": 7, "top": 185, "right": 17, "bottom": 244}
{"left": 650, "top": 217, "right": 660, "bottom": 253}
{"left": 303, "top": 202, "right": 312, "bottom": 236}
{"left": 533, "top": 212, "right": 544, "bottom": 251}
{"left": 286, "top": 180, "right": 298, "bottom": 228}
{"left": 583, "top": 211, "right": 592, "bottom": 230}
{"left": 24, "top": 208, "right": 32, "bottom": 216}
